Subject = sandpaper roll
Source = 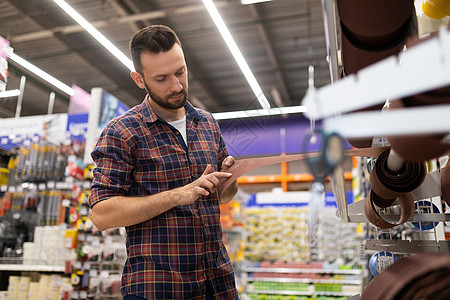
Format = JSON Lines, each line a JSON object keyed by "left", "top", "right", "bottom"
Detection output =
{"left": 336, "top": 0, "right": 417, "bottom": 148}
{"left": 388, "top": 99, "right": 449, "bottom": 162}
{"left": 340, "top": 24, "right": 408, "bottom": 75}
{"left": 442, "top": 166, "right": 450, "bottom": 206}
{"left": 370, "top": 190, "right": 396, "bottom": 209}
{"left": 218, "top": 153, "right": 317, "bottom": 199}
{"left": 402, "top": 85, "right": 450, "bottom": 107}
{"left": 337, "top": 0, "right": 414, "bottom": 42}
{"left": 387, "top": 29, "right": 450, "bottom": 161}
{"left": 217, "top": 146, "right": 390, "bottom": 199}
{"left": 361, "top": 253, "right": 450, "bottom": 300}
{"left": 341, "top": 69, "right": 382, "bottom": 148}
{"left": 369, "top": 149, "right": 427, "bottom": 199}
{"left": 364, "top": 189, "right": 415, "bottom": 229}
{"left": 337, "top": 0, "right": 416, "bottom": 75}
{"left": 346, "top": 138, "right": 374, "bottom": 149}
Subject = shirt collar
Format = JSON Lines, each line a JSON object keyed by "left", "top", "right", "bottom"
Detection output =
{"left": 141, "top": 95, "right": 206, "bottom": 124}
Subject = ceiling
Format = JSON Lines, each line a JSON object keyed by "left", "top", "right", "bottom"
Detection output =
{"left": 0, "top": 0, "right": 332, "bottom": 119}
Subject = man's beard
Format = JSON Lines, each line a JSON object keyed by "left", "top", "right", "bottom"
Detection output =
{"left": 145, "top": 81, "right": 187, "bottom": 110}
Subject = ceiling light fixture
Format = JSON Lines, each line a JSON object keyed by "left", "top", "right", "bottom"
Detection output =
{"left": 53, "top": 0, "right": 135, "bottom": 72}
{"left": 9, "top": 53, "right": 75, "bottom": 96}
{"left": 202, "top": 0, "right": 271, "bottom": 110}
{"left": 241, "top": 0, "right": 274, "bottom": 5}
{"left": 212, "top": 105, "right": 307, "bottom": 120}
{"left": 0, "top": 89, "right": 20, "bottom": 98}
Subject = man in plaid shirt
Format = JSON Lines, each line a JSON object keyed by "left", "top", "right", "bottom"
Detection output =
{"left": 89, "top": 25, "right": 239, "bottom": 299}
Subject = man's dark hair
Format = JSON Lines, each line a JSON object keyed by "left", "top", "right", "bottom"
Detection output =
{"left": 130, "top": 25, "right": 182, "bottom": 74}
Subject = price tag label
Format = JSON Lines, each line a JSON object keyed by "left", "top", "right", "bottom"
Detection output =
{"left": 61, "top": 199, "right": 71, "bottom": 207}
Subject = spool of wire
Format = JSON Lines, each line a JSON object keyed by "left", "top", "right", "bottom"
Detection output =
{"left": 410, "top": 200, "right": 439, "bottom": 231}
{"left": 369, "top": 251, "right": 398, "bottom": 276}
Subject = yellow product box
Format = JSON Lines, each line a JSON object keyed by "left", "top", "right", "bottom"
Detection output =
{"left": 28, "top": 282, "right": 39, "bottom": 300}
{"left": 64, "top": 228, "right": 78, "bottom": 249}
{"left": 7, "top": 276, "right": 20, "bottom": 300}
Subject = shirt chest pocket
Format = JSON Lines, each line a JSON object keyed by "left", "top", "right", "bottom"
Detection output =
{"left": 189, "top": 128, "right": 220, "bottom": 169}
{"left": 188, "top": 142, "right": 219, "bottom": 173}
{"left": 135, "top": 143, "right": 190, "bottom": 192}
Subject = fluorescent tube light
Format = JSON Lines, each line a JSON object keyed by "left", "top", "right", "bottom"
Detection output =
{"left": 0, "top": 89, "right": 20, "bottom": 98}
{"left": 202, "top": 0, "right": 271, "bottom": 110}
{"left": 212, "top": 105, "right": 307, "bottom": 120}
{"left": 9, "top": 53, "right": 75, "bottom": 96}
{"left": 53, "top": 0, "right": 135, "bottom": 72}
{"left": 241, "top": 0, "right": 273, "bottom": 5}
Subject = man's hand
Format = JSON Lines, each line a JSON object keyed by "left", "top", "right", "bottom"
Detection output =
{"left": 221, "top": 156, "right": 235, "bottom": 171}
{"left": 220, "top": 156, "right": 238, "bottom": 204}
{"left": 176, "top": 164, "right": 232, "bottom": 206}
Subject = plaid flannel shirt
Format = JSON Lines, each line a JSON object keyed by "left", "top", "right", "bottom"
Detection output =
{"left": 89, "top": 98, "right": 238, "bottom": 299}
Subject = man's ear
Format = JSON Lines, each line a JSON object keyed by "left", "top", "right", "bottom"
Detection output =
{"left": 130, "top": 71, "right": 146, "bottom": 89}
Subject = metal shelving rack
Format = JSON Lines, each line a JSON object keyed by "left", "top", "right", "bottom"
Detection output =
{"left": 0, "top": 263, "right": 65, "bottom": 273}
{"left": 242, "top": 266, "right": 362, "bottom": 298}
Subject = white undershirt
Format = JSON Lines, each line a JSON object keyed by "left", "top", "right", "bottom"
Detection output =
{"left": 168, "top": 116, "right": 187, "bottom": 145}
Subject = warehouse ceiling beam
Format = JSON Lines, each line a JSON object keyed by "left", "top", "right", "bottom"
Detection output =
{"left": 247, "top": 4, "right": 290, "bottom": 106}
{"left": 10, "top": 1, "right": 230, "bottom": 43}
{"left": 109, "top": 0, "right": 140, "bottom": 33}
{"left": 6, "top": 0, "right": 145, "bottom": 109}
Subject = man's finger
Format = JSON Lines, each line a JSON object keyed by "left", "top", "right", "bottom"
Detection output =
{"left": 222, "top": 156, "right": 234, "bottom": 167}
{"left": 202, "top": 179, "right": 215, "bottom": 192}
{"left": 202, "top": 164, "right": 213, "bottom": 176}
{"left": 212, "top": 171, "right": 232, "bottom": 179}
{"left": 193, "top": 186, "right": 209, "bottom": 196}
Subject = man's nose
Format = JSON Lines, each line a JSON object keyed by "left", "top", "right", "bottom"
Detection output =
{"left": 169, "top": 76, "right": 183, "bottom": 93}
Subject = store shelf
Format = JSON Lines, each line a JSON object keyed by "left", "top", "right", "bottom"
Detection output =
{"left": 350, "top": 212, "right": 450, "bottom": 223}
{"left": 244, "top": 267, "right": 362, "bottom": 275}
{"left": 247, "top": 277, "right": 361, "bottom": 285}
{"left": 243, "top": 265, "right": 363, "bottom": 298}
{"left": 223, "top": 227, "right": 244, "bottom": 234}
{"left": 345, "top": 173, "right": 449, "bottom": 223}
{"left": 0, "top": 264, "right": 65, "bottom": 272}
{"left": 237, "top": 172, "right": 352, "bottom": 184}
{"left": 365, "top": 239, "right": 450, "bottom": 254}
{"left": 247, "top": 290, "right": 310, "bottom": 296}
{"left": 302, "top": 27, "right": 450, "bottom": 120}
{"left": 2, "top": 179, "right": 91, "bottom": 192}
{"left": 247, "top": 289, "right": 357, "bottom": 297}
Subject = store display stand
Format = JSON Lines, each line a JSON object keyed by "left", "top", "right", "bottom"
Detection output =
{"left": 243, "top": 266, "right": 362, "bottom": 298}
{"left": 302, "top": 27, "right": 450, "bottom": 120}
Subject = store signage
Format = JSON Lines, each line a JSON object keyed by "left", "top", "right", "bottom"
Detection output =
{"left": 68, "top": 85, "right": 91, "bottom": 114}
{"left": 0, "top": 36, "right": 11, "bottom": 92}
{"left": 0, "top": 114, "right": 68, "bottom": 150}
{"left": 248, "top": 190, "right": 354, "bottom": 207}
{"left": 0, "top": 36, "right": 12, "bottom": 58}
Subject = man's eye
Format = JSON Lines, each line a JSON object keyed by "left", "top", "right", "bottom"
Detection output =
{"left": 156, "top": 78, "right": 166, "bottom": 82}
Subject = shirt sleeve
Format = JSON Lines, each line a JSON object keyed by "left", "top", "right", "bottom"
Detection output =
{"left": 210, "top": 114, "right": 229, "bottom": 171}
{"left": 88, "top": 121, "right": 135, "bottom": 208}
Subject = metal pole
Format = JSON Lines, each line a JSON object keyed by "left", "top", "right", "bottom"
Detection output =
{"left": 47, "top": 92, "right": 55, "bottom": 114}
{"left": 15, "top": 76, "right": 26, "bottom": 118}
{"left": 386, "top": 148, "right": 405, "bottom": 173}
{"left": 321, "top": 0, "right": 339, "bottom": 83}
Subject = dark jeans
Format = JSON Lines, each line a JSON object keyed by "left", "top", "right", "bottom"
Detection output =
{"left": 123, "top": 294, "right": 216, "bottom": 300}
{"left": 124, "top": 296, "right": 238, "bottom": 300}
{"left": 123, "top": 280, "right": 237, "bottom": 300}
{"left": 123, "top": 295, "right": 222, "bottom": 300}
